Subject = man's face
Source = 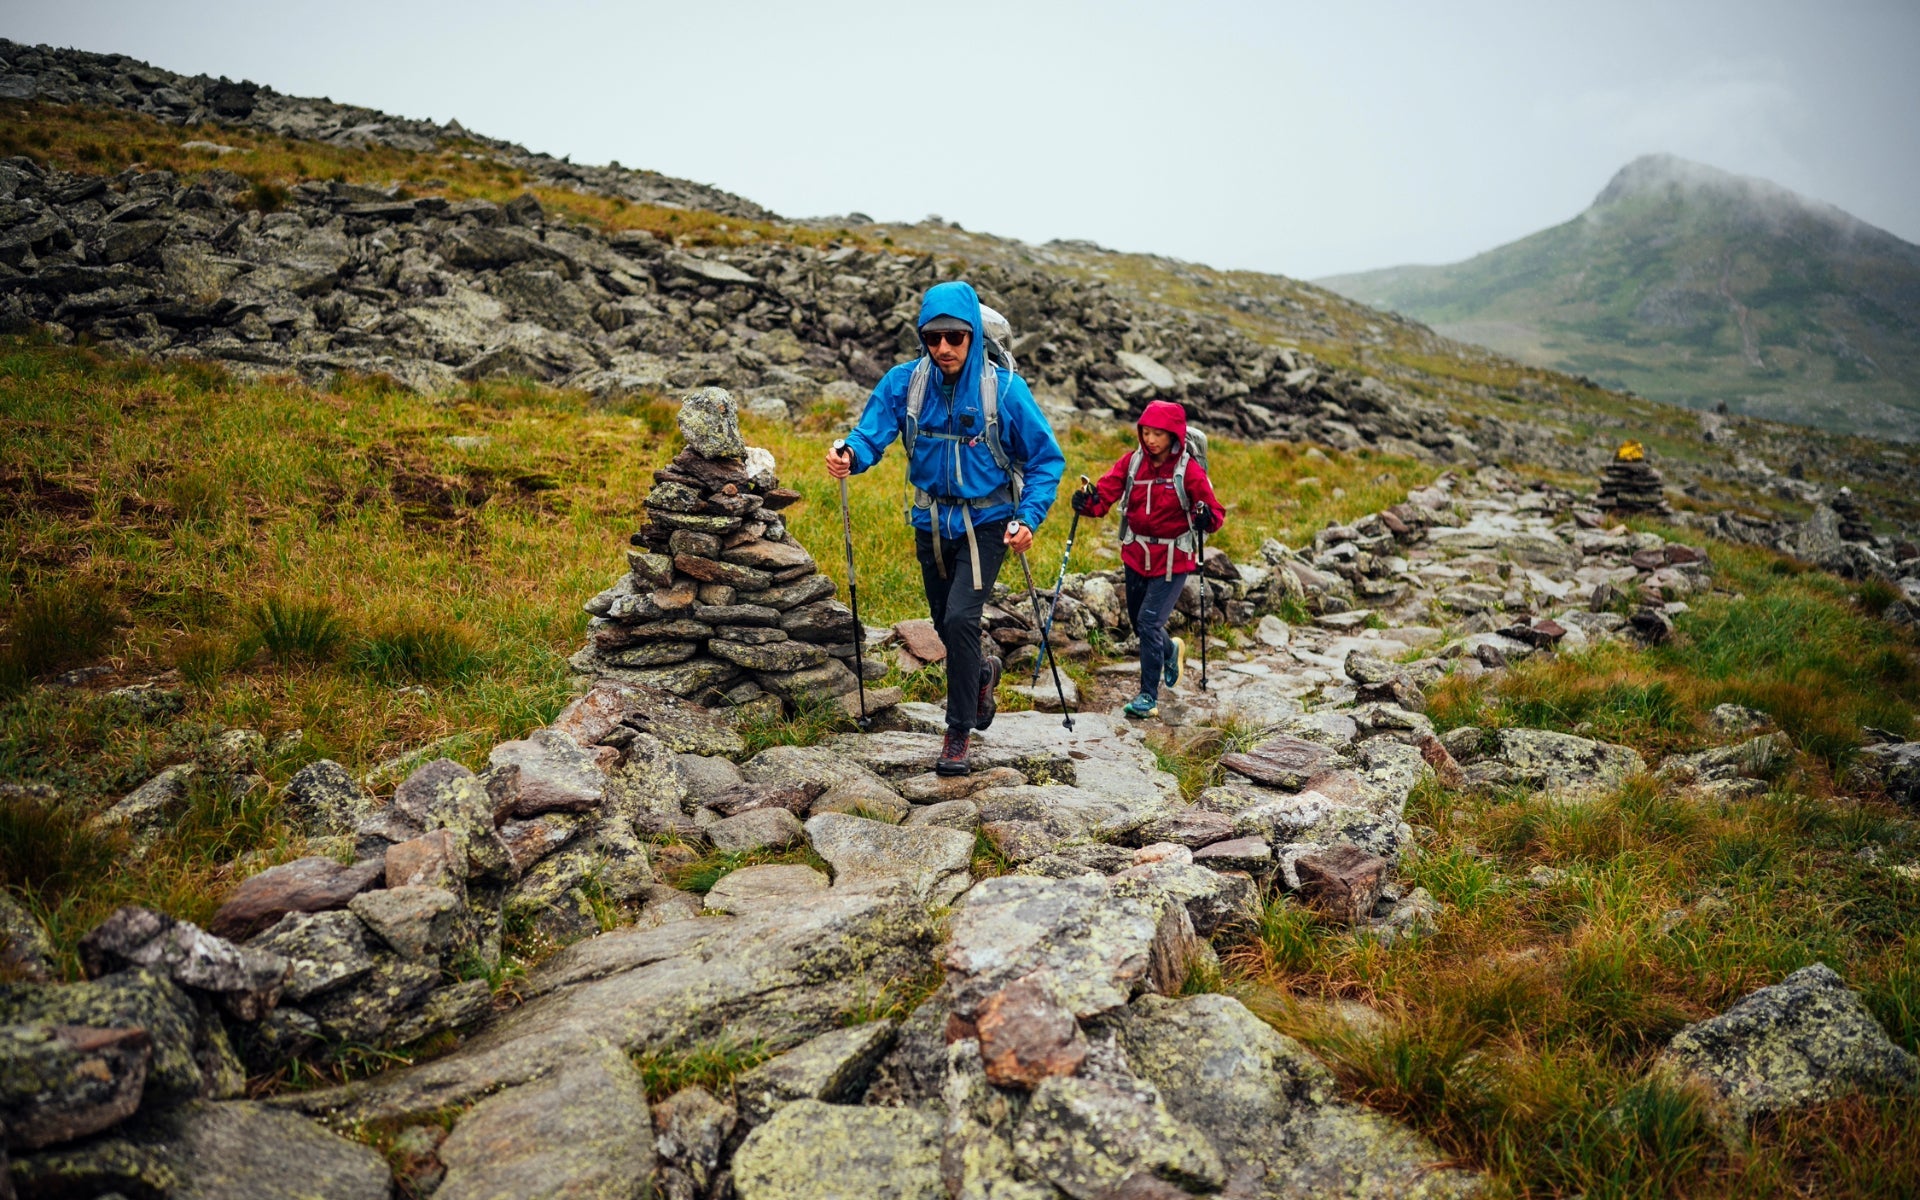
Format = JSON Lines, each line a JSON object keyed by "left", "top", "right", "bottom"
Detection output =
{"left": 923, "top": 328, "right": 970, "bottom": 378}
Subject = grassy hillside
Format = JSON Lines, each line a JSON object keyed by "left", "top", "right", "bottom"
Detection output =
{"left": 1319, "top": 156, "right": 1920, "bottom": 441}
{"left": 0, "top": 334, "right": 1418, "bottom": 971}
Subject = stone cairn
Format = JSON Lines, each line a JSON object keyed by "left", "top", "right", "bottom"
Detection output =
{"left": 569, "top": 388, "right": 889, "bottom": 718}
{"left": 1832, "top": 487, "right": 1873, "bottom": 543}
{"left": 1596, "top": 441, "right": 1671, "bottom": 515}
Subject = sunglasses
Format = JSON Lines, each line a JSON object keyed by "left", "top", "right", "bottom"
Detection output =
{"left": 921, "top": 329, "right": 970, "bottom": 348}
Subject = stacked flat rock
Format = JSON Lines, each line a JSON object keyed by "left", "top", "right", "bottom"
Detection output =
{"left": 1596, "top": 448, "right": 1671, "bottom": 515}
{"left": 1831, "top": 488, "right": 1874, "bottom": 543}
{"left": 570, "top": 388, "right": 866, "bottom": 711}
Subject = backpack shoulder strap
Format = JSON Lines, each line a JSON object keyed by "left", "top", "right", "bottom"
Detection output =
{"left": 1117, "top": 448, "right": 1145, "bottom": 540}
{"left": 1172, "top": 449, "right": 1192, "bottom": 516}
{"left": 902, "top": 357, "right": 933, "bottom": 457}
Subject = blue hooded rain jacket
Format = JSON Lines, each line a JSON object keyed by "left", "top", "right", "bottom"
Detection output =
{"left": 842, "top": 282, "right": 1065, "bottom": 539}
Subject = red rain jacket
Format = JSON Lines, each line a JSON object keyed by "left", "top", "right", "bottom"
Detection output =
{"left": 1082, "top": 400, "right": 1224, "bottom": 577}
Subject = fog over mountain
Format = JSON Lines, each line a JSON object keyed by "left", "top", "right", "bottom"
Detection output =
{"left": 1319, "top": 155, "right": 1920, "bottom": 440}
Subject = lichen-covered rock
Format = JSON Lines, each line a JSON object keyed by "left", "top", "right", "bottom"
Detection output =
{"left": 302, "top": 955, "right": 439, "bottom": 1045}
{"left": 1657, "top": 731, "right": 1795, "bottom": 785}
{"left": 1114, "top": 993, "right": 1482, "bottom": 1198}
{"left": 1458, "top": 728, "right": 1645, "bottom": 799}
{"left": 392, "top": 758, "right": 512, "bottom": 878}
{"left": 12, "top": 1099, "right": 391, "bottom": 1200}
{"left": 348, "top": 886, "right": 462, "bottom": 962}
{"left": 944, "top": 874, "right": 1198, "bottom": 1021}
{"left": 707, "top": 806, "right": 805, "bottom": 853}
{"left": 940, "top": 1037, "right": 1056, "bottom": 1200}
{"left": 733, "top": 1020, "right": 898, "bottom": 1127}
{"left": 489, "top": 728, "right": 608, "bottom": 816}
{"left": 864, "top": 994, "right": 952, "bottom": 1112}
{"left": 653, "top": 1085, "right": 736, "bottom": 1200}
{"left": 703, "top": 863, "right": 829, "bottom": 914}
{"left": 1012, "top": 1073, "right": 1225, "bottom": 1199}
{"left": 79, "top": 907, "right": 288, "bottom": 1022}
{"left": 92, "top": 762, "right": 197, "bottom": 838}
{"left": 209, "top": 856, "right": 386, "bottom": 940}
{"left": 733, "top": 1099, "right": 944, "bottom": 1200}
{"left": 436, "top": 1042, "right": 654, "bottom": 1200}
{"left": 386, "top": 978, "right": 494, "bottom": 1047}
{"left": 1850, "top": 740, "right": 1920, "bottom": 807}
{"left": 0, "top": 890, "right": 56, "bottom": 982}
{"left": 678, "top": 386, "right": 748, "bottom": 460}
{"left": 1114, "top": 859, "right": 1256, "bottom": 936}
{"left": 0, "top": 1023, "right": 150, "bottom": 1150}
{"left": 805, "top": 812, "right": 975, "bottom": 905}
{"left": 0, "top": 969, "right": 243, "bottom": 1106}
{"left": 247, "top": 909, "right": 377, "bottom": 1003}
{"left": 281, "top": 883, "right": 939, "bottom": 1124}
{"left": 1654, "top": 963, "right": 1920, "bottom": 1128}
{"left": 281, "top": 759, "right": 377, "bottom": 837}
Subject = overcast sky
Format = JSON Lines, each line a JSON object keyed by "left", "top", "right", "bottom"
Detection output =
{"left": 6, "top": 0, "right": 1917, "bottom": 279}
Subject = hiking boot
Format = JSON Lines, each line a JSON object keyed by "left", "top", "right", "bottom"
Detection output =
{"left": 936, "top": 727, "right": 972, "bottom": 776}
{"left": 1122, "top": 692, "right": 1159, "bottom": 720}
{"left": 975, "top": 654, "right": 1003, "bottom": 730}
{"left": 1165, "top": 636, "right": 1186, "bottom": 689}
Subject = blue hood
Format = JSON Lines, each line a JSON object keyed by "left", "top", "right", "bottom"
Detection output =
{"left": 916, "top": 280, "right": 988, "bottom": 409}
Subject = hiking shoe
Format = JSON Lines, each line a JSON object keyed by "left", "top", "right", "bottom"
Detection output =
{"left": 1122, "top": 692, "right": 1159, "bottom": 720}
{"left": 975, "top": 654, "right": 1003, "bottom": 731}
{"left": 936, "top": 728, "right": 972, "bottom": 776}
{"left": 1165, "top": 636, "right": 1186, "bottom": 689}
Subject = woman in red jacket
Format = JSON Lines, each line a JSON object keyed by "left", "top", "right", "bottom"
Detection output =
{"left": 1071, "top": 400, "right": 1225, "bottom": 719}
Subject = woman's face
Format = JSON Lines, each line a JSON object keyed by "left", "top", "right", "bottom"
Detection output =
{"left": 1140, "top": 426, "right": 1174, "bottom": 457}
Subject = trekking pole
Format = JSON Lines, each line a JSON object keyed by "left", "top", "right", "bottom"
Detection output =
{"left": 831, "top": 440, "right": 870, "bottom": 729}
{"left": 1195, "top": 525, "right": 1210, "bottom": 691}
{"left": 1013, "top": 541, "right": 1075, "bottom": 730}
{"left": 1032, "top": 475, "right": 1089, "bottom": 687}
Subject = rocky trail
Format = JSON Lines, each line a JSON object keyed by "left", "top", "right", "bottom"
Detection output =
{"left": 7, "top": 394, "right": 1917, "bottom": 1199}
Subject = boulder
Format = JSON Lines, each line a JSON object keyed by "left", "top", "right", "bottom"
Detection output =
{"left": 302, "top": 956, "right": 439, "bottom": 1045}
{"left": 348, "top": 887, "right": 462, "bottom": 962}
{"left": 0, "top": 1023, "right": 151, "bottom": 1150}
{"left": 1012, "top": 1074, "right": 1225, "bottom": 1199}
{"left": 976, "top": 975, "right": 1088, "bottom": 1089}
{"left": 489, "top": 728, "right": 608, "bottom": 815}
{"left": 652, "top": 1085, "right": 736, "bottom": 1200}
{"left": 678, "top": 387, "right": 748, "bottom": 460}
{"left": 1294, "top": 846, "right": 1392, "bottom": 926}
{"left": 733, "top": 1020, "right": 898, "bottom": 1127}
{"left": 385, "top": 828, "right": 465, "bottom": 892}
{"left": 93, "top": 763, "right": 196, "bottom": 837}
{"left": 1115, "top": 859, "right": 1256, "bottom": 936}
{"left": 1654, "top": 963, "right": 1919, "bottom": 1129}
{"left": 209, "top": 856, "right": 385, "bottom": 940}
{"left": 281, "top": 760, "right": 376, "bottom": 837}
{"left": 1460, "top": 728, "right": 1645, "bottom": 799}
{"left": 281, "top": 885, "right": 937, "bottom": 1124}
{"left": 1851, "top": 741, "right": 1920, "bottom": 807}
{"left": 1219, "top": 736, "right": 1341, "bottom": 790}
{"left": 703, "top": 863, "right": 830, "bottom": 914}
{"left": 1115, "top": 993, "right": 1483, "bottom": 1199}
{"left": 0, "top": 969, "right": 243, "bottom": 1107}
{"left": 79, "top": 907, "right": 287, "bottom": 1022}
{"left": 944, "top": 874, "right": 1198, "bottom": 1021}
{"left": 804, "top": 813, "right": 976, "bottom": 905}
{"left": 732, "top": 1099, "right": 943, "bottom": 1200}
{"left": 553, "top": 679, "right": 744, "bottom": 757}
{"left": 247, "top": 909, "right": 377, "bottom": 1003}
{"left": 10, "top": 1099, "right": 391, "bottom": 1200}
{"left": 707, "top": 807, "right": 805, "bottom": 853}
{"left": 391, "top": 759, "right": 511, "bottom": 877}
{"left": 435, "top": 1043, "right": 654, "bottom": 1200}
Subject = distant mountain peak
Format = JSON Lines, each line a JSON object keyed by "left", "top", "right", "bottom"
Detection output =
{"left": 1591, "top": 154, "right": 1833, "bottom": 223}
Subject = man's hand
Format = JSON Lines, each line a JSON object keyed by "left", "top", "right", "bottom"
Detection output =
{"left": 1004, "top": 521, "right": 1034, "bottom": 554}
{"left": 824, "top": 444, "right": 852, "bottom": 479}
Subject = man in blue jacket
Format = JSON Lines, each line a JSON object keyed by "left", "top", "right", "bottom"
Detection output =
{"left": 825, "top": 281, "right": 1065, "bottom": 775}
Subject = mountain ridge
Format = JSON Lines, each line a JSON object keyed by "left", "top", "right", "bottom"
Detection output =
{"left": 1318, "top": 154, "right": 1920, "bottom": 440}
